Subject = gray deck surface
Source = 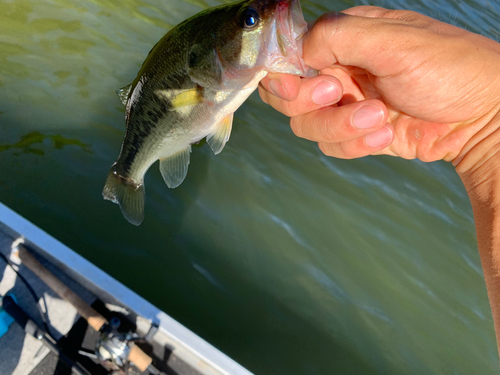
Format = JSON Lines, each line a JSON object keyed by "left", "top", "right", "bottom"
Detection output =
{"left": 0, "top": 222, "right": 94, "bottom": 375}
{"left": 0, "top": 223, "right": 202, "bottom": 375}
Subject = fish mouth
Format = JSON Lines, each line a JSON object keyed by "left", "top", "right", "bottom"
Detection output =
{"left": 276, "top": 0, "right": 307, "bottom": 56}
{"left": 266, "top": 0, "right": 317, "bottom": 77}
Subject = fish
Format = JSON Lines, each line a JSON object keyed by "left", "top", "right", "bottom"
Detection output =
{"left": 103, "top": 0, "right": 317, "bottom": 225}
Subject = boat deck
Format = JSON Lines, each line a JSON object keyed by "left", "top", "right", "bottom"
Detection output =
{"left": 0, "top": 203, "right": 252, "bottom": 375}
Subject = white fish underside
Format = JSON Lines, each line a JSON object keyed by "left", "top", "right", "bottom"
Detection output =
{"left": 130, "top": 71, "right": 267, "bottom": 186}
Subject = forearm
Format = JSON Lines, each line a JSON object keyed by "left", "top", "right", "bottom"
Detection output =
{"left": 465, "top": 177, "right": 500, "bottom": 352}
{"left": 456, "top": 118, "right": 500, "bottom": 355}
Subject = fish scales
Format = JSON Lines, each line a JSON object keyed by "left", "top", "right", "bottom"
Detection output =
{"left": 103, "top": 0, "right": 317, "bottom": 225}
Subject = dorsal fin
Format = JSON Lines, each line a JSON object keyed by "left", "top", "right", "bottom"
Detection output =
{"left": 206, "top": 113, "right": 234, "bottom": 155}
{"left": 116, "top": 84, "right": 133, "bottom": 106}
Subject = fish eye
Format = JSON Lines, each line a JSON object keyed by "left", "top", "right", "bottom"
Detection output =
{"left": 240, "top": 8, "right": 260, "bottom": 29}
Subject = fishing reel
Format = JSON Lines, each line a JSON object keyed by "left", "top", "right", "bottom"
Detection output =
{"left": 81, "top": 316, "right": 159, "bottom": 374}
{"left": 96, "top": 317, "right": 135, "bottom": 372}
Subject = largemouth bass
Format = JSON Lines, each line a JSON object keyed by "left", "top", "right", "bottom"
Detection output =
{"left": 103, "top": 0, "right": 316, "bottom": 225}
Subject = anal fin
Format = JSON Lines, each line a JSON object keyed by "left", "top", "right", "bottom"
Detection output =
{"left": 159, "top": 146, "right": 192, "bottom": 188}
{"left": 206, "top": 113, "right": 234, "bottom": 155}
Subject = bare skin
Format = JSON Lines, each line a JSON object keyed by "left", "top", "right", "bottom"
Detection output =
{"left": 259, "top": 6, "right": 500, "bottom": 356}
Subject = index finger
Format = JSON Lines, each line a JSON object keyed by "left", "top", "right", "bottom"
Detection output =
{"left": 260, "top": 73, "right": 302, "bottom": 101}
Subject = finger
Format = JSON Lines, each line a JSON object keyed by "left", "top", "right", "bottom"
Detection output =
{"left": 318, "top": 124, "right": 394, "bottom": 159}
{"left": 259, "top": 73, "right": 302, "bottom": 101}
{"left": 342, "top": 6, "right": 433, "bottom": 24}
{"left": 290, "top": 99, "right": 387, "bottom": 143}
{"left": 259, "top": 75, "right": 343, "bottom": 117}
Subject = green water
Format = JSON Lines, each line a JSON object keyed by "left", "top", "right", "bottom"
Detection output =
{"left": 1, "top": 0, "right": 499, "bottom": 373}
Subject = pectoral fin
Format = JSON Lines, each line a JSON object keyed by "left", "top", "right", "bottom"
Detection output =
{"left": 187, "top": 44, "right": 222, "bottom": 88}
{"left": 116, "top": 84, "right": 132, "bottom": 106}
{"left": 206, "top": 113, "right": 233, "bottom": 155}
{"left": 159, "top": 146, "right": 192, "bottom": 188}
{"left": 155, "top": 88, "right": 204, "bottom": 111}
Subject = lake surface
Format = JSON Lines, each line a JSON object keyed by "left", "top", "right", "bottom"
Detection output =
{"left": 1, "top": 0, "right": 499, "bottom": 373}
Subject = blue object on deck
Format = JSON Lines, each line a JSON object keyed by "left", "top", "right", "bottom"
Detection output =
{"left": 0, "top": 296, "right": 15, "bottom": 338}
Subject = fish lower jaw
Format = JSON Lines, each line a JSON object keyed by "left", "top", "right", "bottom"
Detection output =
{"left": 241, "top": 71, "right": 268, "bottom": 90}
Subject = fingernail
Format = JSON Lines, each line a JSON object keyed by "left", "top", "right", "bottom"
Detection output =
{"left": 365, "top": 126, "right": 393, "bottom": 148}
{"left": 352, "top": 105, "right": 384, "bottom": 129}
{"left": 312, "top": 80, "right": 341, "bottom": 105}
{"left": 269, "top": 79, "right": 287, "bottom": 98}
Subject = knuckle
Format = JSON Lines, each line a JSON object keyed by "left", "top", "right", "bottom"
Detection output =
{"left": 337, "top": 141, "right": 358, "bottom": 159}
{"left": 290, "top": 117, "right": 304, "bottom": 137}
{"left": 314, "top": 12, "right": 340, "bottom": 40}
{"left": 280, "top": 100, "right": 297, "bottom": 117}
{"left": 318, "top": 140, "right": 360, "bottom": 159}
{"left": 388, "top": 10, "right": 424, "bottom": 24}
{"left": 318, "top": 142, "right": 331, "bottom": 156}
{"left": 321, "top": 119, "right": 340, "bottom": 142}
{"left": 318, "top": 142, "right": 341, "bottom": 158}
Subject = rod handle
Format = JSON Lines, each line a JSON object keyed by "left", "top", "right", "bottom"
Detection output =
{"left": 128, "top": 344, "right": 153, "bottom": 372}
{"left": 17, "top": 245, "right": 108, "bottom": 332}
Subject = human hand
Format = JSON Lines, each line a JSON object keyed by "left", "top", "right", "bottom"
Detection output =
{"left": 259, "top": 6, "right": 500, "bottom": 167}
{"left": 259, "top": 6, "right": 500, "bottom": 356}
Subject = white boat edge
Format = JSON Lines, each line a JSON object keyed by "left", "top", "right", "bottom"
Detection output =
{"left": 0, "top": 201, "right": 254, "bottom": 375}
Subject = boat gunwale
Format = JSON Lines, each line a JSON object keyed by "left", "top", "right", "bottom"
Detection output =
{"left": 0, "top": 201, "right": 253, "bottom": 375}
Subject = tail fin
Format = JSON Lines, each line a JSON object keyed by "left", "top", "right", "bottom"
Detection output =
{"left": 102, "top": 170, "right": 145, "bottom": 226}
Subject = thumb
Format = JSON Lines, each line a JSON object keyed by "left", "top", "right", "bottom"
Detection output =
{"left": 302, "top": 7, "right": 433, "bottom": 75}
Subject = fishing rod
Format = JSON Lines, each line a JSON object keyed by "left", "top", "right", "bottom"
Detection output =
{"left": 13, "top": 244, "right": 159, "bottom": 374}
{"left": 1, "top": 294, "right": 91, "bottom": 375}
